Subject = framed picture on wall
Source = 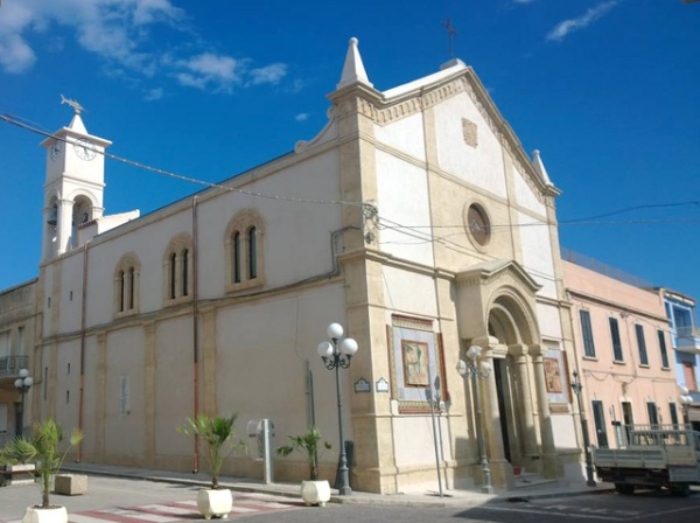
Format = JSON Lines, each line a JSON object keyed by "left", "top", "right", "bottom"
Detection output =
{"left": 401, "top": 340, "right": 429, "bottom": 387}
{"left": 544, "top": 347, "right": 569, "bottom": 406}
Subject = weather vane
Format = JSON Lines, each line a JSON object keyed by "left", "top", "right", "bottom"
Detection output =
{"left": 442, "top": 18, "right": 457, "bottom": 60}
{"left": 60, "top": 94, "right": 85, "bottom": 115}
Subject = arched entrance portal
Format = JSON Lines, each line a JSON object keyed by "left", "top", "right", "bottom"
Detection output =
{"left": 487, "top": 295, "right": 539, "bottom": 468}
{"left": 455, "top": 260, "right": 560, "bottom": 488}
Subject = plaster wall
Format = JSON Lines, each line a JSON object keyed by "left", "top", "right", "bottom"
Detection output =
{"left": 104, "top": 327, "right": 146, "bottom": 457}
{"left": 81, "top": 335, "right": 99, "bottom": 457}
{"left": 53, "top": 339, "right": 80, "bottom": 432}
{"left": 374, "top": 112, "right": 426, "bottom": 162}
{"left": 433, "top": 92, "right": 507, "bottom": 199}
{"left": 57, "top": 254, "right": 84, "bottom": 333}
{"left": 392, "top": 415, "right": 452, "bottom": 467}
{"left": 512, "top": 164, "right": 547, "bottom": 216}
{"left": 375, "top": 150, "right": 434, "bottom": 266}
{"left": 154, "top": 316, "right": 193, "bottom": 456}
{"left": 517, "top": 211, "right": 557, "bottom": 299}
{"left": 537, "top": 302, "right": 563, "bottom": 341}
{"left": 380, "top": 267, "right": 438, "bottom": 318}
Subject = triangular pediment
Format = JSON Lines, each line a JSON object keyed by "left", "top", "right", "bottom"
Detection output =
{"left": 456, "top": 259, "right": 542, "bottom": 294}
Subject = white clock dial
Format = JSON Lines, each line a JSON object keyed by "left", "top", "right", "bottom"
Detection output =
{"left": 74, "top": 138, "right": 97, "bottom": 161}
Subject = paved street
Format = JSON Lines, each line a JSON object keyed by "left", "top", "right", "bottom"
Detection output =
{"left": 1, "top": 476, "right": 699, "bottom": 523}
{"left": 0, "top": 477, "right": 304, "bottom": 523}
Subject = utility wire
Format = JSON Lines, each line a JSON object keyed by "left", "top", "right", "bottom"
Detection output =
{"left": 0, "top": 113, "right": 365, "bottom": 208}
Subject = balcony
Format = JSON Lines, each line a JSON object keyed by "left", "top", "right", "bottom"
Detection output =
{"left": 0, "top": 355, "right": 29, "bottom": 379}
{"left": 675, "top": 326, "right": 700, "bottom": 355}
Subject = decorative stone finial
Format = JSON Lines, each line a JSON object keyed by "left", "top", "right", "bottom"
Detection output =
{"left": 337, "top": 37, "right": 373, "bottom": 90}
{"left": 532, "top": 149, "right": 553, "bottom": 186}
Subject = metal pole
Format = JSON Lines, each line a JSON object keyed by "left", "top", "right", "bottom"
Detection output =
{"left": 263, "top": 419, "right": 273, "bottom": 484}
{"left": 572, "top": 372, "right": 596, "bottom": 486}
{"left": 334, "top": 342, "right": 352, "bottom": 495}
{"left": 427, "top": 365, "right": 444, "bottom": 497}
{"left": 471, "top": 360, "right": 493, "bottom": 494}
{"left": 17, "top": 391, "right": 25, "bottom": 439}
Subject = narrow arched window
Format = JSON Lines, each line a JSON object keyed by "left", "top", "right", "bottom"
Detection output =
{"left": 182, "top": 249, "right": 189, "bottom": 296}
{"left": 129, "top": 267, "right": 135, "bottom": 310}
{"left": 169, "top": 253, "right": 177, "bottom": 299}
{"left": 119, "top": 270, "right": 125, "bottom": 312}
{"left": 233, "top": 232, "right": 241, "bottom": 283}
{"left": 248, "top": 226, "right": 257, "bottom": 279}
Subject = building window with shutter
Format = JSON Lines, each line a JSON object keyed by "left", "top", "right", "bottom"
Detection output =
{"left": 657, "top": 330, "right": 670, "bottom": 369}
{"left": 635, "top": 324, "right": 649, "bottom": 366}
{"left": 114, "top": 254, "right": 141, "bottom": 317}
{"left": 609, "top": 317, "right": 624, "bottom": 362}
{"left": 163, "top": 234, "right": 193, "bottom": 306}
{"left": 580, "top": 310, "right": 596, "bottom": 358}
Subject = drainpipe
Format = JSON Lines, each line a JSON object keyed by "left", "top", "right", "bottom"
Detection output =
{"left": 77, "top": 240, "right": 90, "bottom": 462}
{"left": 192, "top": 196, "right": 200, "bottom": 473}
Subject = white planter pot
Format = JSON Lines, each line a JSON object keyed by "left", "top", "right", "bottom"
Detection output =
{"left": 300, "top": 480, "right": 331, "bottom": 507}
{"left": 22, "top": 506, "right": 68, "bottom": 523}
{"left": 196, "top": 488, "right": 233, "bottom": 520}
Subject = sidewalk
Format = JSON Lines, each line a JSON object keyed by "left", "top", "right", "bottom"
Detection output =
{"left": 61, "top": 462, "right": 615, "bottom": 508}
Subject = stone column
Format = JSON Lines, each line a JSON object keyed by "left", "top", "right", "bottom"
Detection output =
{"left": 473, "top": 336, "right": 513, "bottom": 489}
{"left": 514, "top": 345, "right": 539, "bottom": 458}
{"left": 56, "top": 199, "right": 73, "bottom": 255}
{"left": 530, "top": 345, "right": 558, "bottom": 477}
{"left": 96, "top": 332, "right": 107, "bottom": 461}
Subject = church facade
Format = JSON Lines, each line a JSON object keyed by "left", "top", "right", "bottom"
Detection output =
{"left": 2, "top": 39, "right": 588, "bottom": 493}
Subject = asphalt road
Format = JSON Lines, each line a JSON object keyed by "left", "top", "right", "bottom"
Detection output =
{"left": 1, "top": 477, "right": 698, "bottom": 523}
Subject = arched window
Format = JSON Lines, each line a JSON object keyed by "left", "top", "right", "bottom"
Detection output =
{"left": 225, "top": 209, "right": 264, "bottom": 293}
{"left": 119, "top": 270, "right": 125, "bottom": 312}
{"left": 248, "top": 227, "right": 257, "bottom": 279}
{"left": 114, "top": 254, "right": 140, "bottom": 317}
{"left": 169, "top": 253, "right": 177, "bottom": 299}
{"left": 163, "top": 234, "right": 193, "bottom": 305}
{"left": 233, "top": 232, "right": 242, "bottom": 283}
{"left": 182, "top": 249, "right": 189, "bottom": 296}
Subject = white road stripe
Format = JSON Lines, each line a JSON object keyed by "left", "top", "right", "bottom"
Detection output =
{"left": 69, "top": 514, "right": 122, "bottom": 523}
{"left": 102, "top": 508, "right": 175, "bottom": 523}
{"left": 134, "top": 505, "right": 194, "bottom": 516}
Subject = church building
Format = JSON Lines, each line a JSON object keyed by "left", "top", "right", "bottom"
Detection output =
{"left": 2, "top": 39, "right": 588, "bottom": 493}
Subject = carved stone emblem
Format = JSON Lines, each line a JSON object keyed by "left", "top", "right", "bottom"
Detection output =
{"left": 462, "top": 118, "right": 478, "bottom": 148}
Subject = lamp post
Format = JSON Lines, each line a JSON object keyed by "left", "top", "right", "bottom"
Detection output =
{"left": 679, "top": 387, "right": 693, "bottom": 427}
{"left": 457, "top": 345, "right": 493, "bottom": 494}
{"left": 14, "top": 368, "right": 33, "bottom": 438}
{"left": 317, "top": 322, "right": 358, "bottom": 496}
{"left": 571, "top": 370, "right": 596, "bottom": 486}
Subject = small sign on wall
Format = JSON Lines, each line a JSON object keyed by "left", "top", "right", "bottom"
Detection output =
{"left": 375, "top": 378, "right": 389, "bottom": 393}
{"left": 354, "top": 378, "right": 371, "bottom": 393}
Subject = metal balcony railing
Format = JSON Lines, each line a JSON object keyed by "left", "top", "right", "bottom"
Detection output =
{"left": 0, "top": 355, "right": 29, "bottom": 378}
{"left": 676, "top": 326, "right": 700, "bottom": 339}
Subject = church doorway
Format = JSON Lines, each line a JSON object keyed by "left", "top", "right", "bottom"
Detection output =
{"left": 493, "top": 358, "right": 512, "bottom": 463}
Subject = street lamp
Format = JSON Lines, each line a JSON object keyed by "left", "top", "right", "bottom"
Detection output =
{"left": 14, "top": 368, "right": 33, "bottom": 438}
{"left": 317, "top": 322, "right": 358, "bottom": 496}
{"left": 457, "top": 345, "right": 493, "bottom": 494}
{"left": 571, "top": 370, "right": 596, "bottom": 486}
{"left": 679, "top": 387, "right": 693, "bottom": 427}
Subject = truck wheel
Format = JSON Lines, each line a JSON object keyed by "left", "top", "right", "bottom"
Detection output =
{"left": 615, "top": 483, "right": 635, "bottom": 495}
{"left": 670, "top": 485, "right": 690, "bottom": 497}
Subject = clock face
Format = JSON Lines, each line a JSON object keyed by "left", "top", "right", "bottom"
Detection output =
{"left": 74, "top": 138, "right": 97, "bottom": 161}
{"left": 467, "top": 204, "right": 490, "bottom": 246}
{"left": 49, "top": 140, "right": 63, "bottom": 161}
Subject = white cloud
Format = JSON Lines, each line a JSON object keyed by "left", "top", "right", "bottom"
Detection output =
{"left": 547, "top": 1, "right": 618, "bottom": 42}
{"left": 295, "top": 113, "right": 309, "bottom": 122}
{"left": 0, "top": 0, "right": 291, "bottom": 94}
{"left": 175, "top": 53, "right": 242, "bottom": 92}
{"left": 249, "top": 63, "right": 287, "bottom": 85}
{"left": 143, "top": 87, "right": 164, "bottom": 101}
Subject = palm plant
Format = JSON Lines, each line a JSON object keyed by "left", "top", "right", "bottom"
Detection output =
{"left": 1, "top": 418, "right": 83, "bottom": 508}
{"left": 276, "top": 426, "right": 331, "bottom": 481}
{"left": 178, "top": 414, "right": 240, "bottom": 489}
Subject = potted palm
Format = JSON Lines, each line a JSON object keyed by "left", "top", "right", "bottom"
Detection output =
{"left": 276, "top": 426, "right": 332, "bottom": 507}
{"left": 178, "top": 414, "right": 242, "bottom": 519}
{"left": 1, "top": 418, "right": 83, "bottom": 523}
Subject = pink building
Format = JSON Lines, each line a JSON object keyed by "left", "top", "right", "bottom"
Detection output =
{"left": 563, "top": 257, "right": 680, "bottom": 449}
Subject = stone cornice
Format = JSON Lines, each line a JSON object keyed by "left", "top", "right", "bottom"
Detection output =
{"left": 566, "top": 288, "right": 668, "bottom": 324}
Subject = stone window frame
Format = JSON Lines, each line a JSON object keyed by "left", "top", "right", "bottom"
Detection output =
{"left": 463, "top": 199, "right": 492, "bottom": 253}
{"left": 114, "top": 253, "right": 141, "bottom": 318}
{"left": 163, "top": 233, "right": 193, "bottom": 306}
{"left": 225, "top": 209, "right": 265, "bottom": 293}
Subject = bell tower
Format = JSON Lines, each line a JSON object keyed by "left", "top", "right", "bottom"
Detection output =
{"left": 40, "top": 98, "right": 112, "bottom": 260}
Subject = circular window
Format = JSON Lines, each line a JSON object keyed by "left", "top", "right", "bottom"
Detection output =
{"left": 466, "top": 204, "right": 491, "bottom": 246}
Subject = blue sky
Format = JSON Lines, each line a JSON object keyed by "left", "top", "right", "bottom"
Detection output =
{"left": 1, "top": 0, "right": 698, "bottom": 311}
